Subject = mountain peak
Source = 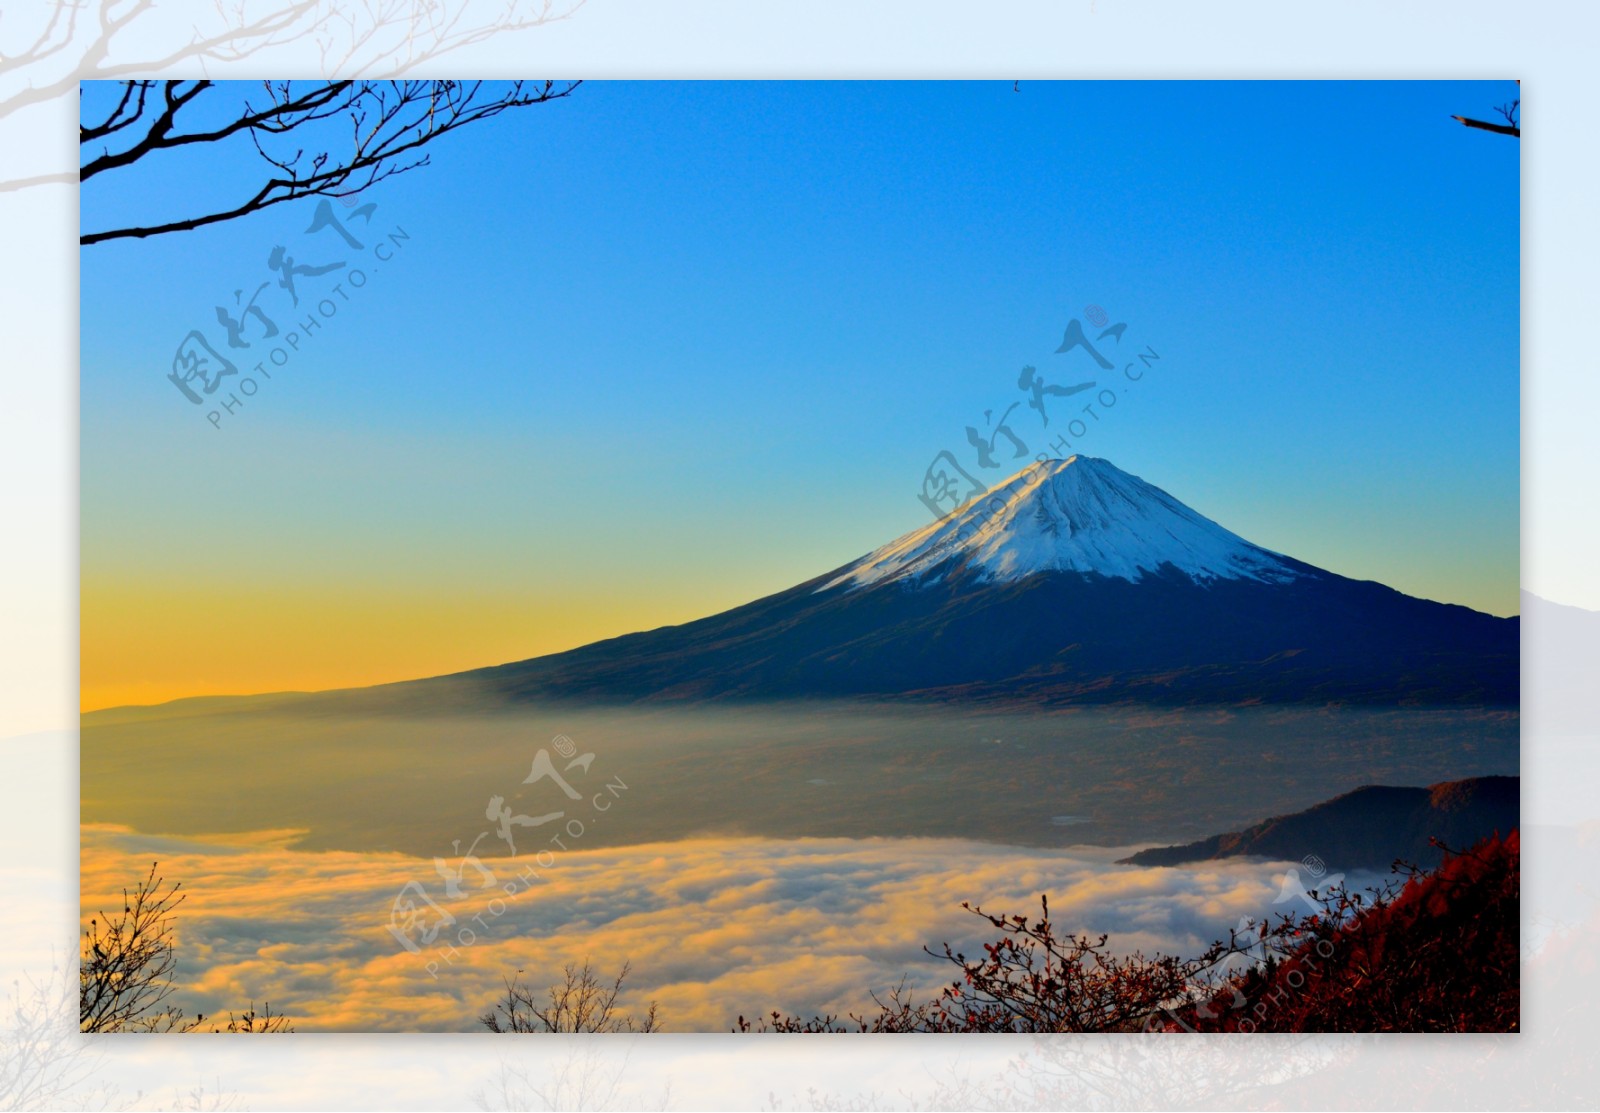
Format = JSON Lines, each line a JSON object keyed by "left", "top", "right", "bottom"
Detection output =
{"left": 823, "top": 456, "right": 1303, "bottom": 591}
{"left": 445, "top": 455, "right": 1513, "bottom": 708}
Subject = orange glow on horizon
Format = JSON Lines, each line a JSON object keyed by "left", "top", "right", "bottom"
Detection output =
{"left": 79, "top": 579, "right": 719, "bottom": 713}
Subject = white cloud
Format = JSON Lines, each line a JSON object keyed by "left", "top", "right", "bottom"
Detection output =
{"left": 82, "top": 824, "right": 1331, "bottom": 1033}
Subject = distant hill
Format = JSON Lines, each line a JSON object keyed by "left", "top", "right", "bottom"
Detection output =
{"left": 1119, "top": 775, "right": 1519, "bottom": 870}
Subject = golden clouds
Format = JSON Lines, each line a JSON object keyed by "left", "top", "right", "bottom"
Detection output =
{"left": 81, "top": 824, "right": 1322, "bottom": 1033}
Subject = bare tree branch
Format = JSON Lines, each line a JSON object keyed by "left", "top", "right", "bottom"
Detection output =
{"left": 1453, "top": 80, "right": 1520, "bottom": 139}
{"left": 1452, "top": 114, "right": 1520, "bottom": 138}
{"left": 0, "top": 0, "right": 328, "bottom": 125}
{"left": 2, "top": 0, "right": 584, "bottom": 195}
{"left": 0, "top": 960, "right": 109, "bottom": 1108}
{"left": 79, "top": 860, "right": 296, "bottom": 1034}
{"left": 481, "top": 959, "right": 660, "bottom": 1033}
{"left": 79, "top": 862, "right": 186, "bottom": 1033}
{"left": 0, "top": 169, "right": 75, "bottom": 193}
{"left": 79, "top": 78, "right": 579, "bottom": 244}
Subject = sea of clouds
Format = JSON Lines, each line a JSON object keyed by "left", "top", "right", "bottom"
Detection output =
{"left": 81, "top": 823, "right": 1331, "bottom": 1034}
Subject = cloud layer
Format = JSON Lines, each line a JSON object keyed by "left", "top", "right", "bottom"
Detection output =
{"left": 82, "top": 824, "right": 1332, "bottom": 1033}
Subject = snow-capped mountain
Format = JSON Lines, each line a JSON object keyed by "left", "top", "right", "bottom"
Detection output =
{"left": 824, "top": 456, "right": 1300, "bottom": 591}
{"left": 452, "top": 457, "right": 1517, "bottom": 707}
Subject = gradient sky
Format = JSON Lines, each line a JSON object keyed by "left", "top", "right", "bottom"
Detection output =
{"left": 80, "top": 80, "right": 1520, "bottom": 711}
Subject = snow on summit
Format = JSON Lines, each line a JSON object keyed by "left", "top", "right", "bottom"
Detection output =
{"left": 823, "top": 456, "right": 1302, "bottom": 591}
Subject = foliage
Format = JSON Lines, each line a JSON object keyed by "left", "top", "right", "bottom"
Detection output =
{"left": 735, "top": 896, "right": 1253, "bottom": 1034}
{"left": 1173, "top": 832, "right": 1520, "bottom": 1032}
{"left": 738, "top": 835, "right": 1519, "bottom": 1034}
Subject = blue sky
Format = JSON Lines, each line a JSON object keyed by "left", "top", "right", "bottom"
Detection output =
{"left": 79, "top": 80, "right": 1520, "bottom": 704}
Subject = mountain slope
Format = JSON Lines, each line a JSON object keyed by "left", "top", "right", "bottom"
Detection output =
{"left": 1119, "top": 775, "right": 1520, "bottom": 870}
{"left": 455, "top": 457, "right": 1517, "bottom": 708}
{"left": 826, "top": 455, "right": 1301, "bottom": 589}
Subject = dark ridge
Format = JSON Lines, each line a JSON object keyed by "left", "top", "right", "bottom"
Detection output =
{"left": 1117, "top": 775, "right": 1520, "bottom": 870}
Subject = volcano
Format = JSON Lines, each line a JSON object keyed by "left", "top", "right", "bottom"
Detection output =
{"left": 458, "top": 457, "right": 1517, "bottom": 707}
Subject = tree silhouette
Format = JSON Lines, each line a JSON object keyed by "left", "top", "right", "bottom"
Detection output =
{"left": 736, "top": 897, "right": 1257, "bottom": 1033}
{"left": 3, "top": 1, "right": 581, "bottom": 195}
{"left": 1453, "top": 80, "right": 1520, "bottom": 138}
{"left": 738, "top": 835, "right": 1519, "bottom": 1034}
{"left": 80, "top": 79, "right": 578, "bottom": 245}
{"left": 481, "top": 959, "right": 659, "bottom": 1033}
{"left": 79, "top": 861, "right": 293, "bottom": 1033}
